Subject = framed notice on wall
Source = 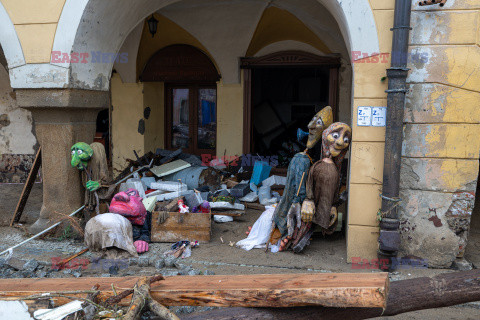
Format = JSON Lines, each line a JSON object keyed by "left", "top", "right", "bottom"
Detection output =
{"left": 357, "top": 106, "right": 386, "bottom": 127}
{"left": 372, "top": 107, "right": 387, "bottom": 127}
{"left": 357, "top": 106, "right": 372, "bottom": 126}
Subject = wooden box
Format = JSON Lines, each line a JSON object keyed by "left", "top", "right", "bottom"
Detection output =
{"left": 151, "top": 211, "right": 211, "bottom": 243}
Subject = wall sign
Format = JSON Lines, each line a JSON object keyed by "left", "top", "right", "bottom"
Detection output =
{"left": 372, "top": 107, "right": 387, "bottom": 127}
{"left": 357, "top": 106, "right": 372, "bottom": 126}
{"left": 357, "top": 106, "right": 386, "bottom": 127}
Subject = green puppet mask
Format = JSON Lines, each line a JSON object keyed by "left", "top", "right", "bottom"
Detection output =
{"left": 71, "top": 142, "right": 94, "bottom": 171}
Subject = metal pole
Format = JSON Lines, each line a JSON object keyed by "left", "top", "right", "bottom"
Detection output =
{"left": 378, "top": 0, "right": 412, "bottom": 268}
{"left": 0, "top": 205, "right": 85, "bottom": 257}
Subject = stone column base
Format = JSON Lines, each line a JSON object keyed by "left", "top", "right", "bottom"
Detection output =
{"left": 17, "top": 89, "right": 109, "bottom": 234}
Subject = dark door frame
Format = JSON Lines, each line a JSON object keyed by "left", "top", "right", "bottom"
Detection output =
{"left": 240, "top": 50, "right": 341, "bottom": 154}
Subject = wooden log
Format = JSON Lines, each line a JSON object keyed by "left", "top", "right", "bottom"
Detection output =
{"left": 10, "top": 147, "right": 42, "bottom": 226}
{"left": 0, "top": 273, "right": 388, "bottom": 308}
{"left": 383, "top": 269, "right": 480, "bottom": 316}
{"left": 149, "top": 298, "right": 180, "bottom": 320}
{"left": 124, "top": 277, "right": 149, "bottom": 320}
{"left": 183, "top": 270, "right": 480, "bottom": 320}
{"left": 105, "top": 274, "right": 164, "bottom": 305}
{"left": 124, "top": 276, "right": 180, "bottom": 320}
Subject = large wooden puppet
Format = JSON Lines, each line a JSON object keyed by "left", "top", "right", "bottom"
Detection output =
{"left": 291, "top": 122, "right": 352, "bottom": 252}
{"left": 272, "top": 106, "right": 333, "bottom": 248}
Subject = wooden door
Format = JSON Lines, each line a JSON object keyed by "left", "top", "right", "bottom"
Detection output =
{"left": 166, "top": 84, "right": 217, "bottom": 156}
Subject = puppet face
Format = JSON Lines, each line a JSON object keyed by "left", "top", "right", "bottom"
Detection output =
{"left": 324, "top": 123, "right": 352, "bottom": 157}
{"left": 306, "top": 106, "right": 333, "bottom": 149}
{"left": 110, "top": 188, "right": 147, "bottom": 226}
{"left": 71, "top": 142, "right": 93, "bottom": 170}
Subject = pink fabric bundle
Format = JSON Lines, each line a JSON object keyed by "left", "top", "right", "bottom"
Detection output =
{"left": 109, "top": 188, "right": 147, "bottom": 225}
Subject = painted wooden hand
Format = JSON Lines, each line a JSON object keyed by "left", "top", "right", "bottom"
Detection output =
{"left": 329, "top": 207, "right": 338, "bottom": 228}
{"left": 134, "top": 240, "right": 149, "bottom": 253}
{"left": 301, "top": 199, "right": 315, "bottom": 223}
{"left": 86, "top": 180, "right": 100, "bottom": 192}
{"left": 287, "top": 202, "right": 301, "bottom": 238}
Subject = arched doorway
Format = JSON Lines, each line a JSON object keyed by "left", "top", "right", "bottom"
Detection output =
{"left": 64, "top": 0, "right": 383, "bottom": 262}
{"left": 141, "top": 44, "right": 220, "bottom": 156}
{"left": 241, "top": 50, "right": 341, "bottom": 157}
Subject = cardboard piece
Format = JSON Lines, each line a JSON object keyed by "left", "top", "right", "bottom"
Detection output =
{"left": 150, "top": 160, "right": 191, "bottom": 177}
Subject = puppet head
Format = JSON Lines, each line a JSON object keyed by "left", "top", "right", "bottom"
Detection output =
{"left": 109, "top": 189, "right": 147, "bottom": 226}
{"left": 71, "top": 142, "right": 93, "bottom": 170}
{"left": 306, "top": 106, "right": 334, "bottom": 149}
{"left": 322, "top": 122, "right": 352, "bottom": 167}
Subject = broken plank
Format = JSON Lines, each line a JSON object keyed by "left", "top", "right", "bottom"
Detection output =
{"left": 0, "top": 273, "right": 389, "bottom": 308}
{"left": 150, "top": 159, "right": 191, "bottom": 177}
{"left": 242, "top": 202, "right": 265, "bottom": 211}
{"left": 151, "top": 211, "right": 211, "bottom": 243}
{"left": 210, "top": 211, "right": 244, "bottom": 217}
{"left": 10, "top": 147, "right": 42, "bottom": 226}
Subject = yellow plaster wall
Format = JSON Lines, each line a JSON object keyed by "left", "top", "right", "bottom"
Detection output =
{"left": 352, "top": 98, "right": 387, "bottom": 142}
{"left": 405, "top": 83, "right": 480, "bottom": 124}
{"left": 143, "top": 82, "right": 165, "bottom": 154}
{"left": 1, "top": 0, "right": 65, "bottom": 24}
{"left": 136, "top": 14, "right": 217, "bottom": 80}
{"left": 111, "top": 74, "right": 145, "bottom": 174}
{"left": 339, "top": 3, "right": 393, "bottom": 261}
{"left": 346, "top": 225, "right": 380, "bottom": 262}
{"left": 1, "top": 0, "right": 66, "bottom": 63}
{"left": 347, "top": 0, "right": 480, "bottom": 262}
{"left": 393, "top": 2, "right": 480, "bottom": 262}
{"left": 216, "top": 79, "right": 243, "bottom": 158}
{"left": 245, "top": 6, "right": 331, "bottom": 56}
{"left": 15, "top": 24, "right": 57, "bottom": 64}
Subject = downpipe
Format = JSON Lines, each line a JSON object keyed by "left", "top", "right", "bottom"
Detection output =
{"left": 378, "top": 0, "right": 412, "bottom": 270}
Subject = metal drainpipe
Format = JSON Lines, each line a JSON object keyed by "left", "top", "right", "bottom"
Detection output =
{"left": 378, "top": 0, "right": 412, "bottom": 269}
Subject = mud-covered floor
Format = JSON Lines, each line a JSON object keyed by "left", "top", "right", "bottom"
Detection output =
{"left": 0, "top": 182, "right": 42, "bottom": 225}
{"left": 0, "top": 184, "right": 479, "bottom": 319}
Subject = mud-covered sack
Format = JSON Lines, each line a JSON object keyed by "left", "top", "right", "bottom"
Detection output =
{"left": 84, "top": 213, "right": 138, "bottom": 257}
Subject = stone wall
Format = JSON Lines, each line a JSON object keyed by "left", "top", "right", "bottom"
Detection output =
{"left": 0, "top": 63, "right": 38, "bottom": 225}
{"left": 0, "top": 66, "right": 37, "bottom": 184}
{"left": 398, "top": 0, "right": 480, "bottom": 268}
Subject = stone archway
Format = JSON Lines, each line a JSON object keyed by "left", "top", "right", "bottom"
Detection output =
{"left": 0, "top": 2, "right": 25, "bottom": 69}
{"left": 51, "top": 0, "right": 379, "bottom": 90}
{"left": 26, "top": 0, "right": 383, "bottom": 248}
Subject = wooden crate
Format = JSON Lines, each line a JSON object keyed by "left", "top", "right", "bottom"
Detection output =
{"left": 151, "top": 211, "right": 211, "bottom": 243}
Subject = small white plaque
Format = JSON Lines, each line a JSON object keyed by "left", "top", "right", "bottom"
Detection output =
{"left": 357, "top": 107, "right": 372, "bottom": 126}
{"left": 371, "top": 107, "right": 387, "bottom": 127}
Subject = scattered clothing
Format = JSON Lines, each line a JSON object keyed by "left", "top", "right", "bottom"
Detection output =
{"left": 236, "top": 205, "right": 276, "bottom": 251}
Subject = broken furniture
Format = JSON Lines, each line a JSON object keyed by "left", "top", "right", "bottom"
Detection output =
{"left": 151, "top": 211, "right": 211, "bottom": 243}
{"left": 10, "top": 147, "right": 42, "bottom": 226}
